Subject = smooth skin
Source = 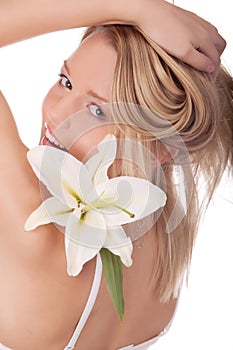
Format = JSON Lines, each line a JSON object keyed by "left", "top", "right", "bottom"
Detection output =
{"left": 0, "top": 0, "right": 226, "bottom": 349}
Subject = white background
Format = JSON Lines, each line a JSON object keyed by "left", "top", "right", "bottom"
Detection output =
{"left": 0, "top": 1, "right": 232, "bottom": 349}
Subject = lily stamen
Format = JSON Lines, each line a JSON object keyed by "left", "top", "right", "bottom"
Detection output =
{"left": 112, "top": 204, "right": 135, "bottom": 218}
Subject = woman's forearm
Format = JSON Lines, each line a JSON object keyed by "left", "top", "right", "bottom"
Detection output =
{"left": 0, "top": 0, "right": 156, "bottom": 46}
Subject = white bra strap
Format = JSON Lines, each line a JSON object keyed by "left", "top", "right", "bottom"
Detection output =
{"left": 64, "top": 253, "right": 103, "bottom": 350}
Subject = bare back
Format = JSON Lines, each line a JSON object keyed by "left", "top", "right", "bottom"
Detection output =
{"left": 0, "top": 91, "right": 177, "bottom": 349}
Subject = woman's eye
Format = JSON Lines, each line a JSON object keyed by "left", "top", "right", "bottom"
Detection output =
{"left": 58, "top": 73, "right": 72, "bottom": 90}
{"left": 89, "top": 104, "right": 105, "bottom": 119}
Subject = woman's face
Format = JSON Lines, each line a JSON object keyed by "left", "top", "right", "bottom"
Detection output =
{"left": 41, "top": 31, "right": 117, "bottom": 161}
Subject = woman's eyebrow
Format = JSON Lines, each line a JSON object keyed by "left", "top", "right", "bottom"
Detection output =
{"left": 87, "top": 89, "right": 108, "bottom": 103}
{"left": 63, "top": 60, "right": 108, "bottom": 102}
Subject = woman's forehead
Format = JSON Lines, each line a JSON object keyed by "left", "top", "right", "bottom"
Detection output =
{"left": 69, "top": 31, "right": 116, "bottom": 64}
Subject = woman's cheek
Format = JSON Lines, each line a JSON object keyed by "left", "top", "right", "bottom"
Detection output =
{"left": 69, "top": 125, "right": 110, "bottom": 162}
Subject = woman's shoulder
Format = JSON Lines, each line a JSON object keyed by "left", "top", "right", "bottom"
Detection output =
{"left": 0, "top": 90, "right": 29, "bottom": 181}
{"left": 0, "top": 90, "right": 24, "bottom": 155}
{"left": 0, "top": 90, "right": 42, "bottom": 239}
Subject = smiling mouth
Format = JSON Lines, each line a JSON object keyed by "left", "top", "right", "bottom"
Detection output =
{"left": 41, "top": 124, "right": 68, "bottom": 151}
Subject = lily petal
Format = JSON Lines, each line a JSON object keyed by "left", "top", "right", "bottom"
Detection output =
{"left": 65, "top": 210, "right": 107, "bottom": 276}
{"left": 27, "top": 146, "right": 93, "bottom": 208}
{"left": 24, "top": 197, "right": 72, "bottom": 231}
{"left": 98, "top": 176, "right": 167, "bottom": 226}
{"left": 85, "top": 134, "right": 116, "bottom": 188}
{"left": 104, "top": 226, "right": 133, "bottom": 267}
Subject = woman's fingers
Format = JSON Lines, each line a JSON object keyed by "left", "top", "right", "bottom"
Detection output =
{"left": 187, "top": 33, "right": 223, "bottom": 72}
{"left": 214, "top": 32, "right": 227, "bottom": 56}
{"left": 136, "top": 0, "right": 226, "bottom": 74}
{"left": 182, "top": 45, "right": 220, "bottom": 73}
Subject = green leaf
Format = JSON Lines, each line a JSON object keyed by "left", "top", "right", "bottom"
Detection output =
{"left": 100, "top": 248, "right": 124, "bottom": 322}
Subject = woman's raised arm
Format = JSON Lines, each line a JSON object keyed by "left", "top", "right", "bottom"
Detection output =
{"left": 0, "top": 0, "right": 226, "bottom": 73}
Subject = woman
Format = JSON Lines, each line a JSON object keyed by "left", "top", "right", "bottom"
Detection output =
{"left": 0, "top": 1, "right": 230, "bottom": 349}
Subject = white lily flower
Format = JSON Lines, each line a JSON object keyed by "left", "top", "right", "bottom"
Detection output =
{"left": 25, "top": 134, "right": 166, "bottom": 276}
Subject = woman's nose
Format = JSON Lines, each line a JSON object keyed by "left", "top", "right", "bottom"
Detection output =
{"left": 47, "top": 93, "right": 84, "bottom": 129}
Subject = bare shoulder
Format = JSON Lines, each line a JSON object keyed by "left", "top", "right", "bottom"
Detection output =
{"left": 0, "top": 89, "right": 34, "bottom": 176}
{"left": 0, "top": 89, "right": 26, "bottom": 159}
{"left": 0, "top": 90, "right": 41, "bottom": 238}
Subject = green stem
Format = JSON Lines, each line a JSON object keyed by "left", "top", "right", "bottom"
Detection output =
{"left": 100, "top": 248, "right": 125, "bottom": 323}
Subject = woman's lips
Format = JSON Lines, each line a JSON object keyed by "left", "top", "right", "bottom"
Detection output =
{"left": 41, "top": 136, "right": 50, "bottom": 146}
{"left": 42, "top": 122, "right": 68, "bottom": 151}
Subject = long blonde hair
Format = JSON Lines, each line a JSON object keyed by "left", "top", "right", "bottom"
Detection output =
{"left": 82, "top": 25, "right": 233, "bottom": 301}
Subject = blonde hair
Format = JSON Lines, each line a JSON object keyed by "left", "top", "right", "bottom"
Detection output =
{"left": 82, "top": 25, "right": 233, "bottom": 301}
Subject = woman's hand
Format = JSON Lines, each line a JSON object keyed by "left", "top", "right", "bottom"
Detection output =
{"left": 134, "top": 0, "right": 226, "bottom": 74}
